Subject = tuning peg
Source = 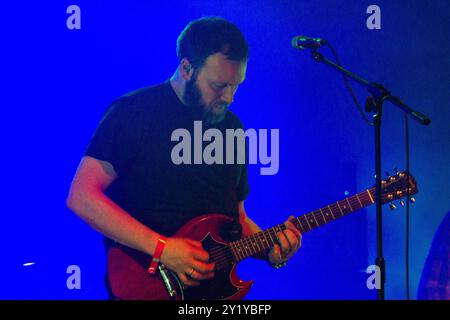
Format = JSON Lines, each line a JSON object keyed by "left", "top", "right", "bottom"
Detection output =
{"left": 393, "top": 166, "right": 400, "bottom": 175}
{"left": 385, "top": 171, "right": 391, "bottom": 178}
{"left": 410, "top": 197, "right": 416, "bottom": 203}
{"left": 399, "top": 200, "right": 405, "bottom": 207}
{"left": 389, "top": 203, "right": 397, "bottom": 210}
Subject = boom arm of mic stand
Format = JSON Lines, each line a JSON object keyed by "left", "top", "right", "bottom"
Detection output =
{"left": 311, "top": 50, "right": 431, "bottom": 125}
{"left": 385, "top": 96, "right": 431, "bottom": 126}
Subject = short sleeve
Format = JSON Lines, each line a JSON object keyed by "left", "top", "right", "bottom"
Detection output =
{"left": 84, "top": 99, "right": 137, "bottom": 175}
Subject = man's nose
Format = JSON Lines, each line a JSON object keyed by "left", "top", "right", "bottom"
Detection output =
{"left": 221, "top": 86, "right": 235, "bottom": 105}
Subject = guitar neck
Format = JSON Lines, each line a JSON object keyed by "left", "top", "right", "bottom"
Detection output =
{"left": 229, "top": 187, "right": 376, "bottom": 262}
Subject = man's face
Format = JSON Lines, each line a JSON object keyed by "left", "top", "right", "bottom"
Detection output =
{"left": 184, "top": 52, "right": 247, "bottom": 125}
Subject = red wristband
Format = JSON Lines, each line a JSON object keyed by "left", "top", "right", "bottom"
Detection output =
{"left": 147, "top": 236, "right": 167, "bottom": 274}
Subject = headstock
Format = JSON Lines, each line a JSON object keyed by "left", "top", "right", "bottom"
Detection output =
{"left": 380, "top": 171, "right": 418, "bottom": 208}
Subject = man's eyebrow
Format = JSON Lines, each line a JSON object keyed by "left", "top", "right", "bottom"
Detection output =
{"left": 213, "top": 79, "right": 245, "bottom": 86}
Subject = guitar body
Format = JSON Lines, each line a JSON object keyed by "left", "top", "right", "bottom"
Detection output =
{"left": 107, "top": 214, "right": 254, "bottom": 300}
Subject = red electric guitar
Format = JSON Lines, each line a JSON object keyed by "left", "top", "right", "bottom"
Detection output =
{"left": 107, "top": 171, "right": 418, "bottom": 300}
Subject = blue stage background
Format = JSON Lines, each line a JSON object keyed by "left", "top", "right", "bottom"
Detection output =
{"left": 1, "top": 0, "right": 449, "bottom": 299}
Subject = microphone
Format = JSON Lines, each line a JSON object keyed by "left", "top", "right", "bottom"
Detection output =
{"left": 291, "top": 35, "right": 327, "bottom": 50}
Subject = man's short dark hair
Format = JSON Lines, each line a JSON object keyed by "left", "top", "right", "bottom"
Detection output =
{"left": 176, "top": 16, "right": 249, "bottom": 69}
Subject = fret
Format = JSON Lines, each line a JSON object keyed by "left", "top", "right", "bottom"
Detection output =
{"left": 230, "top": 242, "right": 238, "bottom": 261}
{"left": 251, "top": 237, "right": 258, "bottom": 255}
{"left": 247, "top": 236, "right": 256, "bottom": 256}
{"left": 340, "top": 200, "right": 349, "bottom": 213}
{"left": 294, "top": 217, "right": 302, "bottom": 232}
{"left": 261, "top": 230, "right": 271, "bottom": 249}
{"left": 240, "top": 238, "right": 250, "bottom": 258}
{"left": 236, "top": 240, "right": 244, "bottom": 259}
{"left": 246, "top": 236, "right": 256, "bottom": 256}
{"left": 254, "top": 234, "right": 262, "bottom": 252}
{"left": 248, "top": 236, "right": 256, "bottom": 256}
{"left": 240, "top": 240, "right": 249, "bottom": 259}
{"left": 336, "top": 201, "right": 344, "bottom": 216}
{"left": 319, "top": 208, "right": 327, "bottom": 223}
{"left": 260, "top": 231, "right": 270, "bottom": 250}
{"left": 294, "top": 215, "right": 305, "bottom": 231}
{"left": 355, "top": 194, "right": 363, "bottom": 207}
{"left": 254, "top": 233, "right": 262, "bottom": 252}
{"left": 345, "top": 198, "right": 353, "bottom": 211}
{"left": 267, "top": 229, "right": 277, "bottom": 247}
{"left": 315, "top": 211, "right": 324, "bottom": 225}
{"left": 327, "top": 204, "right": 336, "bottom": 220}
{"left": 304, "top": 215, "right": 312, "bottom": 230}
{"left": 270, "top": 227, "right": 278, "bottom": 245}
{"left": 366, "top": 189, "right": 374, "bottom": 204}
{"left": 297, "top": 216, "right": 307, "bottom": 232}
{"left": 311, "top": 213, "right": 319, "bottom": 227}
{"left": 236, "top": 240, "right": 245, "bottom": 259}
{"left": 233, "top": 242, "right": 243, "bottom": 261}
{"left": 308, "top": 213, "right": 315, "bottom": 228}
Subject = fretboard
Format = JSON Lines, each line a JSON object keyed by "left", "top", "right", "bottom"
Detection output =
{"left": 229, "top": 187, "right": 376, "bottom": 262}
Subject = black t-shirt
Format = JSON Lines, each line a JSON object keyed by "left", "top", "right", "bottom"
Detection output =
{"left": 85, "top": 81, "right": 249, "bottom": 237}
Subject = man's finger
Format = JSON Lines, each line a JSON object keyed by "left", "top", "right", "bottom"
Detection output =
{"left": 187, "top": 239, "right": 203, "bottom": 248}
{"left": 188, "top": 268, "right": 214, "bottom": 280}
{"left": 284, "top": 229, "right": 299, "bottom": 251}
{"left": 282, "top": 230, "right": 293, "bottom": 253}
{"left": 269, "top": 244, "right": 283, "bottom": 264}
{"left": 179, "top": 273, "right": 200, "bottom": 287}
{"left": 192, "top": 248, "right": 210, "bottom": 262}
{"left": 286, "top": 216, "right": 302, "bottom": 238}
{"left": 277, "top": 230, "right": 291, "bottom": 255}
{"left": 193, "top": 261, "right": 216, "bottom": 274}
{"left": 286, "top": 217, "right": 302, "bottom": 249}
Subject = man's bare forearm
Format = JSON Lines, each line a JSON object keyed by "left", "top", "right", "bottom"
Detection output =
{"left": 66, "top": 189, "right": 160, "bottom": 256}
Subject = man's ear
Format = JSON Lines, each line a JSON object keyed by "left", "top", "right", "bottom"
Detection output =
{"left": 181, "top": 59, "right": 193, "bottom": 80}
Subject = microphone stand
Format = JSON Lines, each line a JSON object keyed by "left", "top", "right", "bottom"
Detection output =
{"left": 309, "top": 50, "right": 430, "bottom": 300}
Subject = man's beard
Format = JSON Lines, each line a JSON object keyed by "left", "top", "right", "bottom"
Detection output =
{"left": 184, "top": 75, "right": 229, "bottom": 126}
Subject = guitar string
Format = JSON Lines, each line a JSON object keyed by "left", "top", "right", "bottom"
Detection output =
{"left": 211, "top": 179, "right": 412, "bottom": 266}
{"left": 211, "top": 188, "right": 409, "bottom": 267}
{"left": 209, "top": 186, "right": 376, "bottom": 256}
{"left": 210, "top": 225, "right": 285, "bottom": 263}
{"left": 210, "top": 208, "right": 365, "bottom": 266}
{"left": 208, "top": 187, "right": 381, "bottom": 266}
{"left": 209, "top": 193, "right": 376, "bottom": 266}
{"left": 208, "top": 183, "right": 409, "bottom": 267}
{"left": 208, "top": 187, "right": 379, "bottom": 263}
{"left": 209, "top": 224, "right": 290, "bottom": 266}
